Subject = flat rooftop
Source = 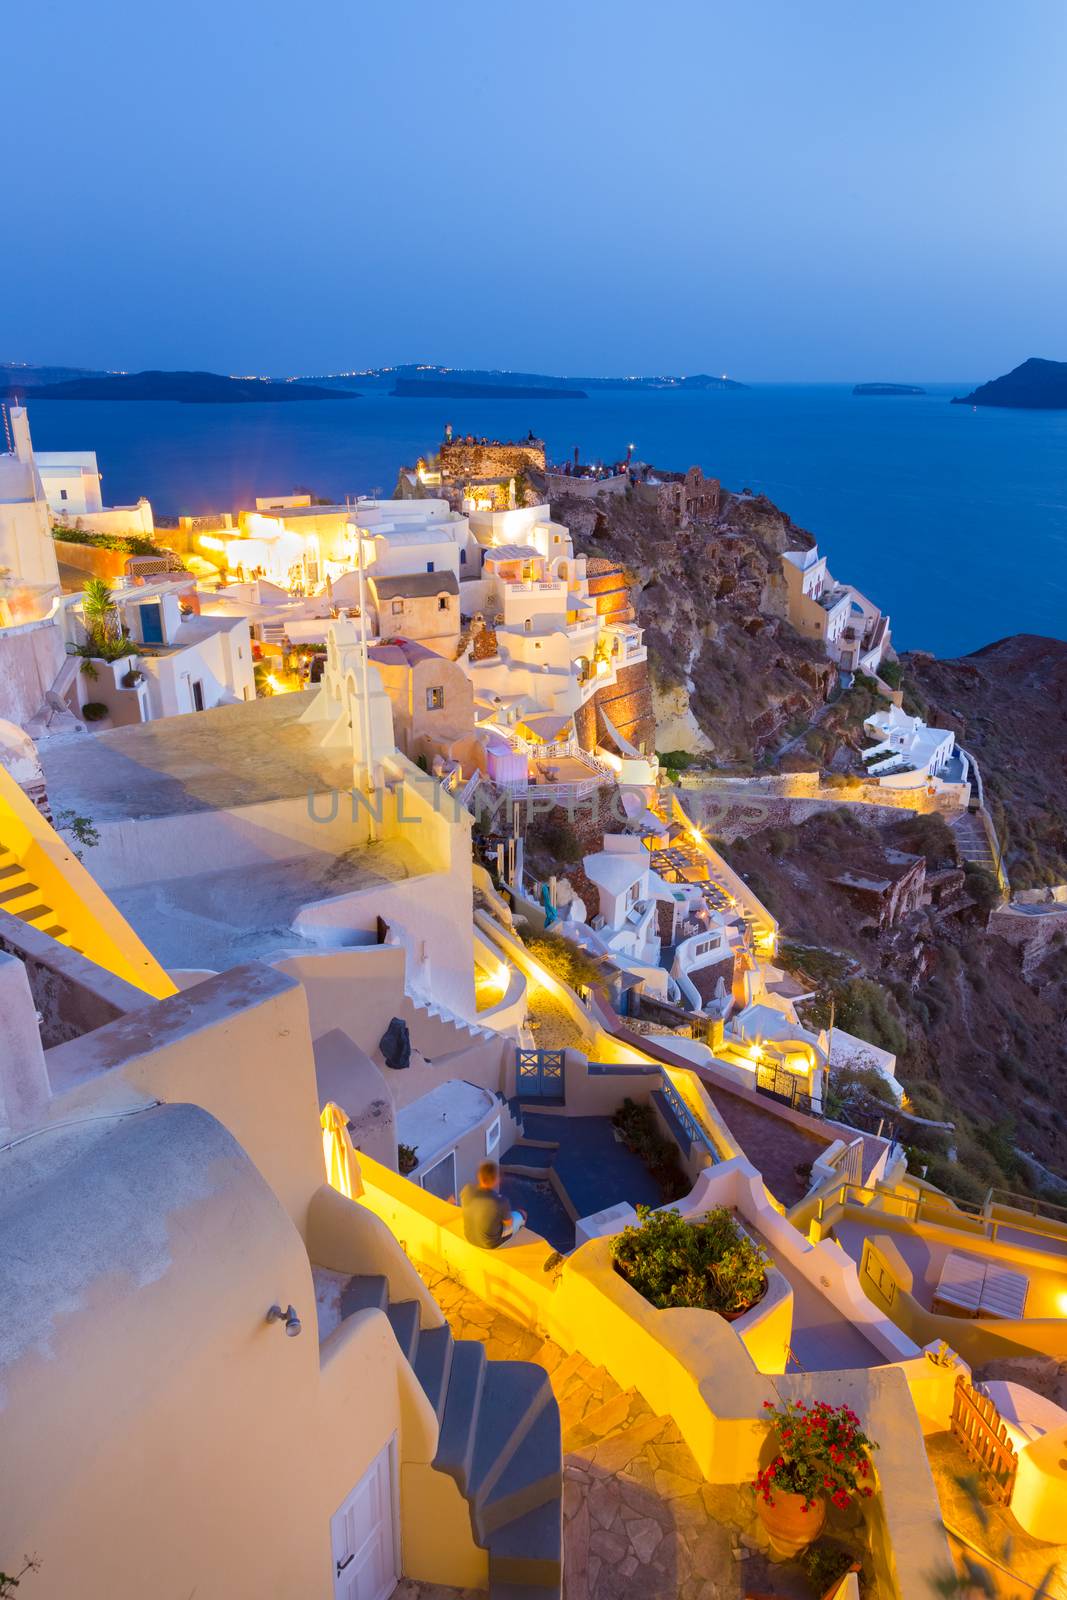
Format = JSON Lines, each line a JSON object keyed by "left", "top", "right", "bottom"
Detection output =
{"left": 41, "top": 691, "right": 353, "bottom": 821}
{"left": 111, "top": 843, "right": 413, "bottom": 971}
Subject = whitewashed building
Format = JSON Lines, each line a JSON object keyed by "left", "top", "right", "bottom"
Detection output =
{"left": 781, "top": 545, "right": 890, "bottom": 675}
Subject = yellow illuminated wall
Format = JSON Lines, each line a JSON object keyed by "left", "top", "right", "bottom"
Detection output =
{"left": 0, "top": 767, "right": 176, "bottom": 998}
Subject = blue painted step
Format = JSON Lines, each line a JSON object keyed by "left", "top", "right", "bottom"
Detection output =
{"left": 413, "top": 1324, "right": 453, "bottom": 1422}
{"left": 500, "top": 1142, "right": 557, "bottom": 1171}
{"left": 488, "top": 1498, "right": 564, "bottom": 1589}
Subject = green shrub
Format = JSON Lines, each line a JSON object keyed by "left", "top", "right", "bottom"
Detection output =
{"left": 802, "top": 1540, "right": 860, "bottom": 1594}
{"left": 81, "top": 702, "right": 108, "bottom": 722}
{"left": 611, "top": 1099, "right": 688, "bottom": 1200}
{"left": 612, "top": 1204, "right": 767, "bottom": 1315}
{"left": 525, "top": 934, "right": 606, "bottom": 996}
{"left": 878, "top": 660, "right": 903, "bottom": 689}
{"left": 53, "top": 525, "right": 172, "bottom": 558}
{"left": 658, "top": 749, "right": 695, "bottom": 772}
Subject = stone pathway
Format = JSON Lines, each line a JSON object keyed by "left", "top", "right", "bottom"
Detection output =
{"left": 409, "top": 1267, "right": 816, "bottom": 1600}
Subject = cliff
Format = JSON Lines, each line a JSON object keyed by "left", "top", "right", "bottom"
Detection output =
{"left": 952, "top": 356, "right": 1067, "bottom": 410}
{"left": 903, "top": 634, "right": 1067, "bottom": 888}
{"left": 550, "top": 483, "right": 833, "bottom": 761}
{"left": 727, "top": 805, "right": 1067, "bottom": 1195}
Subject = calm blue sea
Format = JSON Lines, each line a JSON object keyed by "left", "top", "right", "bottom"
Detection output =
{"left": 23, "top": 384, "right": 1067, "bottom": 658}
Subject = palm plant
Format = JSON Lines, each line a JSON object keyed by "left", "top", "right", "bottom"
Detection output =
{"left": 81, "top": 579, "right": 118, "bottom": 655}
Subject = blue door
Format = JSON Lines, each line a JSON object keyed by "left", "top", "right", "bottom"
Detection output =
{"left": 516, "top": 1049, "right": 565, "bottom": 1101}
{"left": 139, "top": 601, "right": 164, "bottom": 643}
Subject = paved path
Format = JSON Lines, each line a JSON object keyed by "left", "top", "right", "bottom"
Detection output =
{"left": 407, "top": 1267, "right": 814, "bottom": 1600}
{"left": 699, "top": 1081, "right": 829, "bottom": 1207}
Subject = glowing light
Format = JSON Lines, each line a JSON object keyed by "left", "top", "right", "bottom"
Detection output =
{"left": 198, "top": 534, "right": 226, "bottom": 552}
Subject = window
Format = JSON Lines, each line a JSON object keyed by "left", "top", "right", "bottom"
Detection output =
{"left": 392, "top": 600, "right": 405, "bottom": 615}
{"left": 426, "top": 686, "right": 444, "bottom": 710}
{"left": 438, "top": 596, "right": 449, "bottom": 611}
{"left": 60, "top": 488, "right": 68, "bottom": 501}
{"left": 426, "top": 560, "right": 435, "bottom": 573}
{"left": 524, "top": 618, "right": 532, "bottom": 633}
{"left": 485, "top": 1117, "right": 501, "bottom": 1155}
{"left": 460, "top": 549, "right": 466, "bottom": 564}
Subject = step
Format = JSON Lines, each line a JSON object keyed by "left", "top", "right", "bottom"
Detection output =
{"left": 0, "top": 863, "right": 23, "bottom": 880}
{"left": 468, "top": 1363, "right": 554, "bottom": 1511}
{"left": 490, "top": 1584, "right": 561, "bottom": 1600}
{"left": 385, "top": 1299, "right": 421, "bottom": 1365}
{"left": 487, "top": 1498, "right": 563, "bottom": 1589}
{"left": 413, "top": 1324, "right": 454, "bottom": 1422}
{"left": 14, "top": 905, "right": 53, "bottom": 926}
{"left": 435, "top": 1339, "right": 488, "bottom": 1491}
{"left": 338, "top": 1274, "right": 389, "bottom": 1319}
{"left": 475, "top": 1398, "right": 562, "bottom": 1541}
{"left": 500, "top": 1143, "right": 556, "bottom": 1172}
{"left": 0, "top": 881, "right": 38, "bottom": 905}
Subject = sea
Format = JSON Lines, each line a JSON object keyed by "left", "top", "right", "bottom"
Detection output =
{"left": 22, "top": 383, "right": 1067, "bottom": 659}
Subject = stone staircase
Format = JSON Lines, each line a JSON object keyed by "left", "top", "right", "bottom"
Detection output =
{"left": 0, "top": 839, "right": 77, "bottom": 949}
{"left": 406, "top": 989, "right": 498, "bottom": 1047}
{"left": 951, "top": 810, "right": 998, "bottom": 873}
{"left": 339, "top": 1273, "right": 562, "bottom": 1598}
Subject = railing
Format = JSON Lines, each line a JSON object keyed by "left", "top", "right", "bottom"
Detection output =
{"left": 755, "top": 1062, "right": 813, "bottom": 1115}
{"left": 658, "top": 1073, "right": 719, "bottom": 1164}
{"left": 833, "top": 1136, "right": 866, "bottom": 1186}
{"left": 950, "top": 1375, "right": 1018, "bottom": 1505}
{"left": 990, "top": 1188, "right": 1067, "bottom": 1225}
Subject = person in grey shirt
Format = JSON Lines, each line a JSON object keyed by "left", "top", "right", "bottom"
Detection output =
{"left": 460, "top": 1160, "right": 526, "bottom": 1249}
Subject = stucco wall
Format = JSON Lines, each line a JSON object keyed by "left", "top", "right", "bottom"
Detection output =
{"left": 0, "top": 616, "right": 65, "bottom": 726}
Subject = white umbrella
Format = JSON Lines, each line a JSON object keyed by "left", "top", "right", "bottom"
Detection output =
{"left": 321, "top": 1102, "right": 361, "bottom": 1199}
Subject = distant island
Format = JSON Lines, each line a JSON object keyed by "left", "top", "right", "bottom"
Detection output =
{"left": 296, "top": 364, "right": 747, "bottom": 394}
{"left": 852, "top": 382, "right": 926, "bottom": 397}
{"left": 391, "top": 377, "right": 585, "bottom": 401}
{"left": 0, "top": 369, "right": 360, "bottom": 403}
{"left": 952, "top": 357, "right": 1067, "bottom": 411}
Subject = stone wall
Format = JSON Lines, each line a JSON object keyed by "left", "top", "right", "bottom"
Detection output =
{"left": 590, "top": 660, "right": 656, "bottom": 757}
{"left": 437, "top": 436, "right": 546, "bottom": 481}
{"left": 585, "top": 559, "right": 636, "bottom": 624}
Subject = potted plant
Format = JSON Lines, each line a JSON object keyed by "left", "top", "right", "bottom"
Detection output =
{"left": 121, "top": 666, "right": 144, "bottom": 688}
{"left": 611, "top": 1204, "right": 768, "bottom": 1318}
{"left": 753, "top": 1398, "right": 877, "bottom": 1556}
{"left": 81, "top": 702, "right": 109, "bottom": 723}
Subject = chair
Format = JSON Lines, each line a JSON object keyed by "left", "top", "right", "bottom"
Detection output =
{"left": 932, "top": 1251, "right": 985, "bottom": 1317}
{"left": 978, "top": 1264, "right": 1028, "bottom": 1320}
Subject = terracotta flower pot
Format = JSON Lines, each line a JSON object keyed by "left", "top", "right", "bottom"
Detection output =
{"left": 755, "top": 1487, "right": 826, "bottom": 1556}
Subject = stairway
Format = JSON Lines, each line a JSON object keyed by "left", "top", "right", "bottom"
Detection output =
{"left": 406, "top": 989, "right": 498, "bottom": 1046}
{"left": 951, "top": 811, "right": 997, "bottom": 873}
{"left": 339, "top": 1274, "right": 562, "bottom": 1598}
{"left": 0, "top": 841, "right": 77, "bottom": 948}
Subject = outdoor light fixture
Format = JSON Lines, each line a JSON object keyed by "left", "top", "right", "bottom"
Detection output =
{"left": 267, "top": 1303, "right": 302, "bottom": 1337}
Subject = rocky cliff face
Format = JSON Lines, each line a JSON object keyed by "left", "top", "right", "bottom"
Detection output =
{"left": 904, "top": 634, "right": 1067, "bottom": 888}
{"left": 552, "top": 487, "right": 833, "bottom": 761}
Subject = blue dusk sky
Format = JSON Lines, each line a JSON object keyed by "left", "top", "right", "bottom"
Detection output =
{"left": 3, "top": 0, "right": 1066, "bottom": 382}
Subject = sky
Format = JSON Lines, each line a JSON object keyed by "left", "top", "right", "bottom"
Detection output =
{"left": 4, "top": 0, "right": 1066, "bottom": 382}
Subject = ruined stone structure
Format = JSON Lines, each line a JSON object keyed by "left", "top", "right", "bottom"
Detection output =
{"left": 635, "top": 465, "right": 721, "bottom": 527}
{"left": 437, "top": 434, "right": 546, "bottom": 482}
{"left": 831, "top": 850, "right": 927, "bottom": 931}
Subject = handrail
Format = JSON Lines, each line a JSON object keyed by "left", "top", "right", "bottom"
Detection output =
{"left": 659, "top": 1072, "right": 719, "bottom": 1164}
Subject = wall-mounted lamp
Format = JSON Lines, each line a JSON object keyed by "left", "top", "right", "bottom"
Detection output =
{"left": 267, "top": 1303, "right": 302, "bottom": 1337}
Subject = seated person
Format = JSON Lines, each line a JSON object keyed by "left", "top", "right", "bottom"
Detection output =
{"left": 460, "top": 1160, "right": 526, "bottom": 1249}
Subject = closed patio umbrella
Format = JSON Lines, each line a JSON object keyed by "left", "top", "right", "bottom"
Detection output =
{"left": 321, "top": 1102, "right": 361, "bottom": 1199}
